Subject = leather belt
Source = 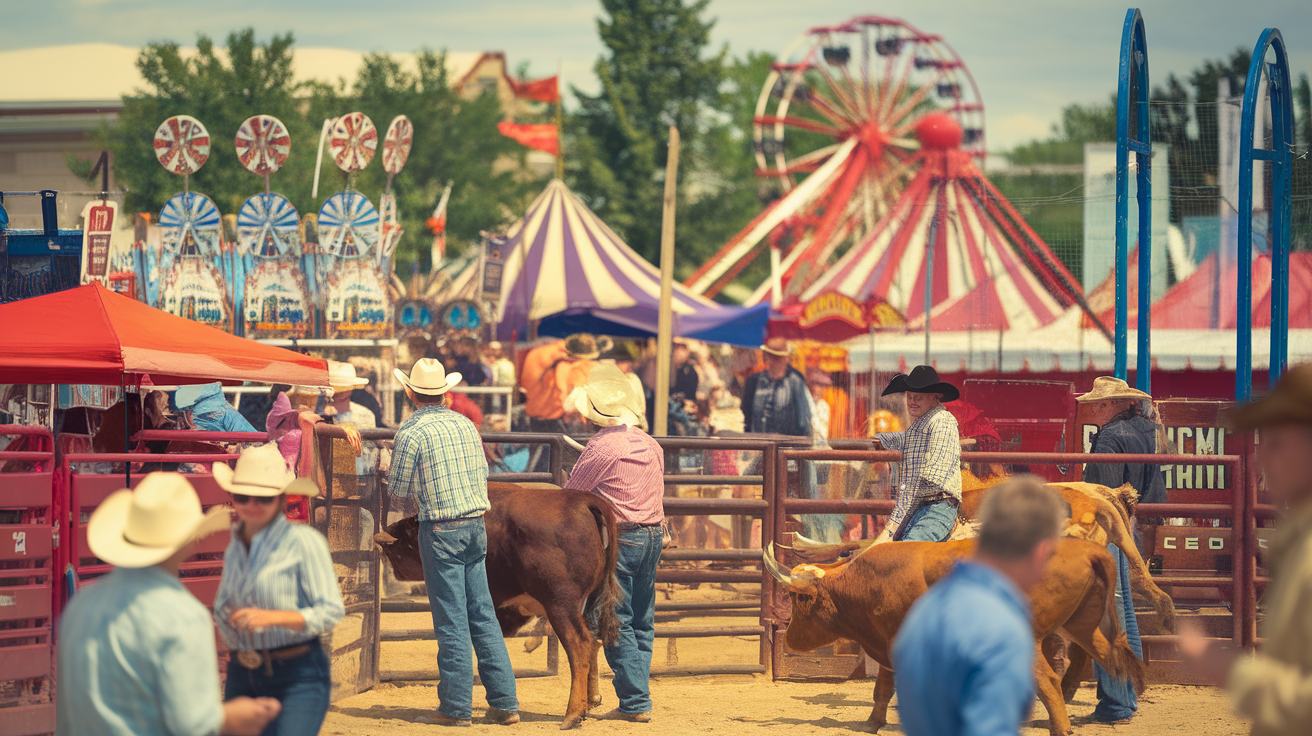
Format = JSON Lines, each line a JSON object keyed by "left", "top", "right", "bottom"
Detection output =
{"left": 617, "top": 522, "right": 661, "bottom": 532}
{"left": 234, "top": 642, "right": 313, "bottom": 675}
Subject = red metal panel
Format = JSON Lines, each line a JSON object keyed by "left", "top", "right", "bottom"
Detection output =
{"left": 0, "top": 703, "right": 56, "bottom": 736}
{"left": 0, "top": 643, "right": 52, "bottom": 680}
{"left": 70, "top": 474, "right": 128, "bottom": 509}
{"left": 0, "top": 474, "right": 54, "bottom": 511}
{"left": 0, "top": 585, "right": 52, "bottom": 621}
{"left": 0, "top": 525, "right": 52, "bottom": 561}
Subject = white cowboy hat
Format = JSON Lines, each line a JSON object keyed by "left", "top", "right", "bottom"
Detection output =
{"left": 760, "top": 336, "right": 790, "bottom": 358}
{"left": 568, "top": 363, "right": 648, "bottom": 430}
{"left": 394, "top": 358, "right": 462, "bottom": 396}
{"left": 328, "top": 361, "right": 369, "bottom": 390}
{"left": 87, "top": 472, "right": 232, "bottom": 569}
{"left": 212, "top": 443, "right": 321, "bottom": 497}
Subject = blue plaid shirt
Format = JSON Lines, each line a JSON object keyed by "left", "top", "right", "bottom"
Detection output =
{"left": 388, "top": 404, "right": 490, "bottom": 521}
{"left": 878, "top": 404, "right": 961, "bottom": 532}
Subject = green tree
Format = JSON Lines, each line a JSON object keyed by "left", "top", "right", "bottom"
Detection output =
{"left": 311, "top": 52, "right": 538, "bottom": 270}
{"left": 568, "top": 0, "right": 727, "bottom": 263}
{"left": 92, "top": 29, "right": 538, "bottom": 271}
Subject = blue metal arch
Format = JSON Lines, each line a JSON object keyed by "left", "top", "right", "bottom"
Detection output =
{"left": 1236, "top": 28, "right": 1294, "bottom": 400}
{"left": 1114, "top": 8, "right": 1152, "bottom": 390}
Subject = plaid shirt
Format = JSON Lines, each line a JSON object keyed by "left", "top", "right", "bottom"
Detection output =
{"left": 388, "top": 404, "right": 490, "bottom": 522}
{"left": 565, "top": 426, "right": 665, "bottom": 525}
{"left": 878, "top": 404, "right": 961, "bottom": 532}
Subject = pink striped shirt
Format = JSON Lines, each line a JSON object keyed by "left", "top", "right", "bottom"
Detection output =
{"left": 564, "top": 426, "right": 665, "bottom": 525}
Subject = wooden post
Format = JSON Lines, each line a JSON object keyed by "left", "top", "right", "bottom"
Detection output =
{"left": 654, "top": 126, "right": 681, "bottom": 437}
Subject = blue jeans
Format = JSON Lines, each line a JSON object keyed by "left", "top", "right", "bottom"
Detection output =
{"left": 419, "top": 517, "right": 519, "bottom": 719}
{"left": 606, "top": 525, "right": 662, "bottom": 714}
{"left": 225, "top": 644, "right": 331, "bottom": 736}
{"left": 897, "top": 499, "right": 958, "bottom": 542}
{"left": 1093, "top": 544, "right": 1141, "bottom": 721}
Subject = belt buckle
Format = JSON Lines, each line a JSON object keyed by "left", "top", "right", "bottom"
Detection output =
{"left": 236, "top": 650, "right": 263, "bottom": 670}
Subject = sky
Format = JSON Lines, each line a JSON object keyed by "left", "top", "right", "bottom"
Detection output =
{"left": 9, "top": 0, "right": 1311, "bottom": 151}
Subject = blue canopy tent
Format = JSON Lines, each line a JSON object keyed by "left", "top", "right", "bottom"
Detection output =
{"left": 495, "top": 180, "right": 768, "bottom": 346}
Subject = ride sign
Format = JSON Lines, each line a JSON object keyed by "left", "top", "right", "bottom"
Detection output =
{"left": 79, "top": 200, "right": 118, "bottom": 283}
{"left": 799, "top": 292, "right": 865, "bottom": 331}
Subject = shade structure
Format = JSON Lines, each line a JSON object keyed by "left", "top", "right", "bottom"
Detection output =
{"left": 772, "top": 114, "right": 1105, "bottom": 341}
{"left": 495, "top": 179, "right": 769, "bottom": 346}
{"left": 0, "top": 282, "right": 328, "bottom": 386}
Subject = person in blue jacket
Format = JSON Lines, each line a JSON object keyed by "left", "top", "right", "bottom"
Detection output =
{"left": 174, "top": 382, "right": 257, "bottom": 433}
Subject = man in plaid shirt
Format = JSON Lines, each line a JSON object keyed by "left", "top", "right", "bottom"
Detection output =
{"left": 873, "top": 366, "right": 962, "bottom": 543}
{"left": 388, "top": 358, "right": 519, "bottom": 727}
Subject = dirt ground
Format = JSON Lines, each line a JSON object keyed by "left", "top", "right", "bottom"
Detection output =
{"left": 324, "top": 674, "right": 1246, "bottom": 735}
{"left": 323, "top": 589, "right": 1249, "bottom": 736}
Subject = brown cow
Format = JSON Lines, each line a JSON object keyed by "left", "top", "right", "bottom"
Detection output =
{"left": 376, "top": 482, "right": 620, "bottom": 730}
{"left": 764, "top": 538, "right": 1145, "bottom": 736}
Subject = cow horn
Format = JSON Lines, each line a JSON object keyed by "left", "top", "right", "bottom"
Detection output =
{"left": 762, "top": 543, "right": 796, "bottom": 586}
{"left": 373, "top": 531, "right": 397, "bottom": 546}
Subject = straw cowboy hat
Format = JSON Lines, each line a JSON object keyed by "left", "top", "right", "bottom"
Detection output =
{"left": 87, "top": 472, "right": 231, "bottom": 568}
{"left": 564, "top": 333, "right": 613, "bottom": 360}
{"left": 760, "top": 336, "right": 790, "bottom": 358}
{"left": 328, "top": 361, "right": 369, "bottom": 392}
{"left": 882, "top": 365, "right": 960, "bottom": 403}
{"left": 394, "top": 358, "right": 462, "bottom": 396}
{"left": 1230, "top": 363, "right": 1312, "bottom": 430}
{"left": 1076, "top": 376, "right": 1152, "bottom": 404}
{"left": 213, "top": 443, "right": 320, "bottom": 498}
{"left": 569, "top": 363, "right": 648, "bottom": 430}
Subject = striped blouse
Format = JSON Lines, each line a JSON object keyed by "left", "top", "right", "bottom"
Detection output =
{"left": 213, "top": 514, "right": 345, "bottom": 652}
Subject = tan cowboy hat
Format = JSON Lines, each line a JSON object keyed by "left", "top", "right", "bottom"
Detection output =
{"left": 328, "top": 361, "right": 369, "bottom": 391}
{"left": 212, "top": 443, "right": 320, "bottom": 498}
{"left": 760, "top": 336, "right": 790, "bottom": 357}
{"left": 87, "top": 472, "right": 231, "bottom": 568}
{"left": 568, "top": 363, "right": 648, "bottom": 430}
{"left": 394, "top": 358, "right": 462, "bottom": 396}
{"left": 1076, "top": 376, "right": 1151, "bottom": 403}
{"left": 564, "top": 333, "right": 614, "bottom": 360}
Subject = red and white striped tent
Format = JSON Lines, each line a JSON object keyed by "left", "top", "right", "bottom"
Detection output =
{"left": 770, "top": 114, "right": 1107, "bottom": 343}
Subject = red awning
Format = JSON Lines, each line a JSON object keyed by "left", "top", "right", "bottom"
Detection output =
{"left": 0, "top": 283, "right": 328, "bottom": 386}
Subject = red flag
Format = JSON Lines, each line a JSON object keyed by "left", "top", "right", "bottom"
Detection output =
{"left": 511, "top": 76, "right": 559, "bottom": 103}
{"left": 497, "top": 122, "right": 559, "bottom": 155}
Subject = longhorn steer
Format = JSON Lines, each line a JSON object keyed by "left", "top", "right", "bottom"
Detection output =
{"left": 765, "top": 538, "right": 1145, "bottom": 736}
{"left": 376, "top": 482, "right": 620, "bottom": 730}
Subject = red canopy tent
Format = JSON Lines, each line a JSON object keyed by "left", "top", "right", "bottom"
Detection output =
{"left": 0, "top": 283, "right": 328, "bottom": 386}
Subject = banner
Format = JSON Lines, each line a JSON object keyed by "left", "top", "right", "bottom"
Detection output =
{"left": 482, "top": 234, "right": 507, "bottom": 298}
{"left": 510, "top": 76, "right": 559, "bottom": 103}
{"left": 496, "top": 122, "right": 559, "bottom": 155}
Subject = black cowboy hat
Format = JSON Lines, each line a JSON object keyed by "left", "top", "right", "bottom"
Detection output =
{"left": 881, "top": 365, "right": 959, "bottom": 403}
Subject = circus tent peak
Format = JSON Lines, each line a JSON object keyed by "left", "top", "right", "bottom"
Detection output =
{"left": 495, "top": 179, "right": 768, "bottom": 346}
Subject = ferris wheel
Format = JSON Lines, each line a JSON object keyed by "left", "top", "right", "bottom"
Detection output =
{"left": 753, "top": 16, "right": 985, "bottom": 217}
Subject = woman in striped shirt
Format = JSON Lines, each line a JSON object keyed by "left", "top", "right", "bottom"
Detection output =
{"left": 213, "top": 444, "right": 345, "bottom": 736}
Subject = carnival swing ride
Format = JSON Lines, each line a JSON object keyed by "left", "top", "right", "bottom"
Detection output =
{"left": 684, "top": 16, "right": 1107, "bottom": 344}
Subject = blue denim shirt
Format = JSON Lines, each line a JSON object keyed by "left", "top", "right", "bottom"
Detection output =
{"left": 892, "top": 561, "right": 1034, "bottom": 736}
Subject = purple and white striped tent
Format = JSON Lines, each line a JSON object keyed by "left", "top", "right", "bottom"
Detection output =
{"left": 495, "top": 180, "right": 768, "bottom": 345}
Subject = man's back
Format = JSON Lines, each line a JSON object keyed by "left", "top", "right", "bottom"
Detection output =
{"left": 520, "top": 342, "right": 570, "bottom": 420}
{"left": 57, "top": 566, "right": 222, "bottom": 736}
{"left": 389, "top": 404, "right": 490, "bottom": 522}
{"left": 1083, "top": 413, "right": 1165, "bottom": 504}
{"left": 893, "top": 561, "right": 1034, "bottom": 736}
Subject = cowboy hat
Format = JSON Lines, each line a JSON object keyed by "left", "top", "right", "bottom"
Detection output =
{"left": 881, "top": 365, "right": 960, "bottom": 403}
{"left": 87, "top": 472, "right": 231, "bottom": 568}
{"left": 1076, "top": 376, "right": 1152, "bottom": 404}
{"left": 328, "top": 361, "right": 369, "bottom": 391}
{"left": 394, "top": 358, "right": 462, "bottom": 396}
{"left": 569, "top": 363, "right": 648, "bottom": 430}
{"left": 760, "top": 336, "right": 790, "bottom": 358}
{"left": 213, "top": 443, "right": 320, "bottom": 498}
{"left": 564, "top": 333, "right": 613, "bottom": 360}
{"left": 1230, "top": 363, "right": 1312, "bottom": 430}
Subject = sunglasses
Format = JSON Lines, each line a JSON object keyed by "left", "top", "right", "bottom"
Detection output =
{"left": 231, "top": 493, "right": 278, "bottom": 506}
